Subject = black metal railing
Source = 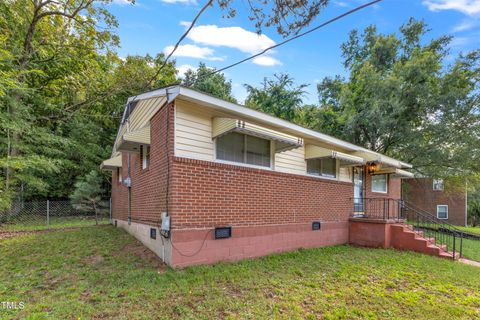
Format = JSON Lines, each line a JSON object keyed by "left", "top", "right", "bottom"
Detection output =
{"left": 350, "top": 197, "right": 404, "bottom": 221}
{"left": 350, "top": 198, "right": 464, "bottom": 260}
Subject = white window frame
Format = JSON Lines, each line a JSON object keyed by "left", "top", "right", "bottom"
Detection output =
{"left": 214, "top": 134, "right": 274, "bottom": 170}
{"left": 141, "top": 145, "right": 150, "bottom": 170}
{"left": 433, "top": 179, "right": 444, "bottom": 191}
{"left": 117, "top": 167, "right": 122, "bottom": 183}
{"left": 305, "top": 158, "right": 338, "bottom": 180}
{"left": 371, "top": 174, "right": 388, "bottom": 193}
{"left": 437, "top": 205, "right": 448, "bottom": 219}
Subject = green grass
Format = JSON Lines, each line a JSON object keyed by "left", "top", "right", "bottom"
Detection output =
{"left": 1, "top": 227, "right": 480, "bottom": 320}
{"left": 460, "top": 238, "right": 480, "bottom": 262}
{"left": 456, "top": 226, "right": 480, "bottom": 236}
{"left": 0, "top": 216, "right": 110, "bottom": 232}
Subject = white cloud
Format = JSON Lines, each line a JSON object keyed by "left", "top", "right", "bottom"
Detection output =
{"left": 160, "top": 0, "right": 197, "bottom": 4}
{"left": 186, "top": 24, "right": 280, "bottom": 66}
{"left": 252, "top": 56, "right": 282, "bottom": 66}
{"left": 179, "top": 21, "right": 191, "bottom": 28}
{"left": 176, "top": 64, "right": 195, "bottom": 77}
{"left": 333, "top": 1, "right": 350, "bottom": 7}
{"left": 188, "top": 25, "right": 275, "bottom": 54}
{"left": 422, "top": 0, "right": 480, "bottom": 15}
{"left": 453, "top": 19, "right": 480, "bottom": 31}
{"left": 111, "top": 0, "right": 131, "bottom": 5}
{"left": 163, "top": 44, "right": 223, "bottom": 61}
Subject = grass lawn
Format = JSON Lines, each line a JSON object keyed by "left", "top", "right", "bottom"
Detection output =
{"left": 0, "top": 216, "right": 110, "bottom": 232}
{"left": 462, "top": 238, "right": 480, "bottom": 262}
{"left": 1, "top": 227, "right": 480, "bottom": 320}
{"left": 457, "top": 226, "right": 480, "bottom": 236}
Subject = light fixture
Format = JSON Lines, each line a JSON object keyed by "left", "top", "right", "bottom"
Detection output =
{"left": 367, "top": 162, "right": 381, "bottom": 174}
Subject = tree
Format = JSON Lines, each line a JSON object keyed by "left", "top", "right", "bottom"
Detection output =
{"left": 469, "top": 200, "right": 480, "bottom": 227}
{"left": 70, "top": 170, "right": 105, "bottom": 225}
{"left": 244, "top": 73, "right": 308, "bottom": 122}
{"left": 315, "top": 18, "right": 480, "bottom": 179}
{"left": 0, "top": 1, "right": 177, "bottom": 209}
{"left": 217, "top": 0, "right": 330, "bottom": 36}
{"left": 181, "top": 63, "right": 237, "bottom": 103}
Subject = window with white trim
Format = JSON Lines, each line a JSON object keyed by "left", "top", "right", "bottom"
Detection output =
{"left": 371, "top": 174, "right": 388, "bottom": 193}
{"left": 216, "top": 132, "right": 271, "bottom": 167}
{"left": 117, "top": 167, "right": 122, "bottom": 183}
{"left": 306, "top": 158, "right": 337, "bottom": 178}
{"left": 141, "top": 145, "right": 150, "bottom": 170}
{"left": 433, "top": 179, "right": 444, "bottom": 191}
{"left": 437, "top": 205, "right": 448, "bottom": 219}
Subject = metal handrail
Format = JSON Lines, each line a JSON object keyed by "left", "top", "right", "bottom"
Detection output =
{"left": 350, "top": 197, "right": 463, "bottom": 259}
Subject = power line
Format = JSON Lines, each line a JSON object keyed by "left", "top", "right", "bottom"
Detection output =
{"left": 196, "top": 0, "right": 383, "bottom": 79}
{"left": 144, "top": 0, "right": 213, "bottom": 90}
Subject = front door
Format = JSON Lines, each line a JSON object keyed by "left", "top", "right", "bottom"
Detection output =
{"left": 353, "top": 167, "right": 364, "bottom": 214}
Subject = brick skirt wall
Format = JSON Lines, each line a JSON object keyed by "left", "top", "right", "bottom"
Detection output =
{"left": 171, "top": 221, "right": 348, "bottom": 268}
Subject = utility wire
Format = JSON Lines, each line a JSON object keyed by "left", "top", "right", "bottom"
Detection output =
{"left": 144, "top": 0, "right": 213, "bottom": 91}
{"left": 194, "top": 0, "right": 383, "bottom": 80}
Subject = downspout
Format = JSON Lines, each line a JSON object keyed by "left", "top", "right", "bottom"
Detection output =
{"left": 128, "top": 152, "right": 132, "bottom": 225}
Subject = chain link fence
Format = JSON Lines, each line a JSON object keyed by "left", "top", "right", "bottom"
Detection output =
{"left": 0, "top": 199, "right": 111, "bottom": 232}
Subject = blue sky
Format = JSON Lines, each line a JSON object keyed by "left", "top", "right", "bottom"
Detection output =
{"left": 108, "top": 0, "right": 480, "bottom": 103}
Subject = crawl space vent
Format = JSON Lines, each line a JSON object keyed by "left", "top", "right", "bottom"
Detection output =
{"left": 150, "top": 228, "right": 157, "bottom": 240}
{"left": 214, "top": 227, "right": 232, "bottom": 239}
{"left": 312, "top": 221, "right": 321, "bottom": 231}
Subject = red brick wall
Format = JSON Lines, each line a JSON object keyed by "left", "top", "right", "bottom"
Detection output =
{"left": 111, "top": 103, "right": 175, "bottom": 226}
{"left": 364, "top": 171, "right": 401, "bottom": 200}
{"left": 403, "top": 178, "right": 466, "bottom": 226}
{"left": 169, "top": 157, "right": 354, "bottom": 230}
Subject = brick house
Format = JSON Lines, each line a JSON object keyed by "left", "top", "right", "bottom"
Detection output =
{"left": 101, "top": 85, "right": 448, "bottom": 268}
{"left": 402, "top": 178, "right": 467, "bottom": 226}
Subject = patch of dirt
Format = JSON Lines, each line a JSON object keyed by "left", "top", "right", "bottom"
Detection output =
{"left": 117, "top": 241, "right": 167, "bottom": 272}
{"left": 82, "top": 255, "right": 105, "bottom": 265}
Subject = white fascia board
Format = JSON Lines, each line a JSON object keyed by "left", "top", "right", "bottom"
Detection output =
{"left": 126, "top": 86, "right": 179, "bottom": 104}
{"left": 177, "top": 86, "right": 361, "bottom": 152}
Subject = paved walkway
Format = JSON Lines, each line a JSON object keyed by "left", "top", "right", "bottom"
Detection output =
{"left": 459, "top": 258, "right": 480, "bottom": 267}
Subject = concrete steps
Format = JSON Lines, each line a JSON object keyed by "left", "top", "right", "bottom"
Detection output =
{"left": 390, "top": 224, "right": 457, "bottom": 260}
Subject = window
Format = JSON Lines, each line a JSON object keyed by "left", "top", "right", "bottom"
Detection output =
{"left": 437, "top": 205, "right": 448, "bottom": 219}
{"left": 433, "top": 179, "right": 444, "bottom": 191}
{"left": 306, "top": 158, "right": 337, "bottom": 178}
{"left": 141, "top": 145, "right": 150, "bottom": 170}
{"left": 117, "top": 167, "right": 122, "bottom": 183}
{"left": 216, "top": 132, "right": 271, "bottom": 167}
{"left": 371, "top": 174, "right": 388, "bottom": 193}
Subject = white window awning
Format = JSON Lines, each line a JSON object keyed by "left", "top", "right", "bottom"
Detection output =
{"left": 212, "top": 118, "right": 303, "bottom": 153}
{"left": 305, "top": 145, "right": 365, "bottom": 165}
{"left": 100, "top": 154, "right": 122, "bottom": 171}
{"left": 353, "top": 151, "right": 411, "bottom": 169}
{"left": 373, "top": 168, "right": 414, "bottom": 178}
{"left": 117, "top": 126, "right": 150, "bottom": 153}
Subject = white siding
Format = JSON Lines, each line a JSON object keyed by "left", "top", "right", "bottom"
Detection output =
{"left": 339, "top": 167, "right": 352, "bottom": 182}
{"left": 174, "top": 99, "right": 352, "bottom": 184}
{"left": 275, "top": 146, "right": 306, "bottom": 175}
{"left": 175, "top": 100, "right": 214, "bottom": 161}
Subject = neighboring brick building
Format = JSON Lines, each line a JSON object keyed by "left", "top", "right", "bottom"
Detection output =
{"left": 102, "top": 85, "right": 414, "bottom": 268}
{"left": 402, "top": 178, "right": 467, "bottom": 226}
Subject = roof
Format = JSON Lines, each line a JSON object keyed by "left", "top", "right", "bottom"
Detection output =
{"left": 116, "top": 85, "right": 412, "bottom": 169}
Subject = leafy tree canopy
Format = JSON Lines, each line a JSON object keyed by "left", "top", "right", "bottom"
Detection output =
{"left": 315, "top": 18, "right": 480, "bottom": 180}
{"left": 182, "top": 63, "right": 236, "bottom": 103}
{"left": 244, "top": 73, "right": 308, "bottom": 122}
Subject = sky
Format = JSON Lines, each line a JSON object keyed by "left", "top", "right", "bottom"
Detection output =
{"left": 107, "top": 0, "right": 480, "bottom": 104}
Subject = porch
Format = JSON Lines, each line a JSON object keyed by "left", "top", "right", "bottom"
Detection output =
{"left": 348, "top": 198, "right": 464, "bottom": 260}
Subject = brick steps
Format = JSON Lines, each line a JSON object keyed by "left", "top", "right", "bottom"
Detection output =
{"left": 390, "top": 224, "right": 457, "bottom": 260}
